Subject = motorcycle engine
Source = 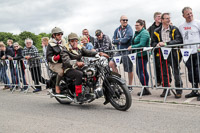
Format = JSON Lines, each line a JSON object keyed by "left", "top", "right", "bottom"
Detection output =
{"left": 83, "top": 66, "right": 97, "bottom": 78}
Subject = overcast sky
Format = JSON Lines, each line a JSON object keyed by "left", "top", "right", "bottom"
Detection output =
{"left": 0, "top": 0, "right": 200, "bottom": 38}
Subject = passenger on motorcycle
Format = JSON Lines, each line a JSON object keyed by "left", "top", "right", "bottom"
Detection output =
{"left": 61, "top": 32, "right": 109, "bottom": 102}
{"left": 46, "top": 27, "right": 66, "bottom": 94}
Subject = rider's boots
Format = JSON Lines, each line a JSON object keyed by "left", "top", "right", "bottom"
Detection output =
{"left": 75, "top": 85, "right": 84, "bottom": 102}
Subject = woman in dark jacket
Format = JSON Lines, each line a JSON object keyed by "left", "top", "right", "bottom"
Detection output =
{"left": 128, "top": 19, "right": 151, "bottom": 96}
{"left": 8, "top": 42, "right": 28, "bottom": 91}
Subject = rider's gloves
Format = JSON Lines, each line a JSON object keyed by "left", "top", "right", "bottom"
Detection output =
{"left": 53, "top": 55, "right": 60, "bottom": 61}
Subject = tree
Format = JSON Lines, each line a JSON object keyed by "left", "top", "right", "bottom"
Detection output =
{"left": 0, "top": 32, "right": 16, "bottom": 44}
{"left": 18, "top": 31, "right": 40, "bottom": 48}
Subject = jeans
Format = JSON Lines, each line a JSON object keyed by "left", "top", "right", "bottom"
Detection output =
{"left": 18, "top": 66, "right": 28, "bottom": 89}
{"left": 10, "top": 67, "right": 18, "bottom": 87}
{"left": 136, "top": 57, "right": 149, "bottom": 86}
{"left": 0, "top": 65, "right": 10, "bottom": 87}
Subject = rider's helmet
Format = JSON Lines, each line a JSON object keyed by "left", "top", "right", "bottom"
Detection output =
{"left": 68, "top": 32, "right": 79, "bottom": 41}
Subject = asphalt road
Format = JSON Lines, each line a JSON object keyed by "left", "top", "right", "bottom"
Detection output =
{"left": 0, "top": 90, "right": 200, "bottom": 133}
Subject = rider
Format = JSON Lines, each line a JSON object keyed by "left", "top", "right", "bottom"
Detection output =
{"left": 46, "top": 27, "right": 65, "bottom": 94}
{"left": 61, "top": 32, "right": 109, "bottom": 102}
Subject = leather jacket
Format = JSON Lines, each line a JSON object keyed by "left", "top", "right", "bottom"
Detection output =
{"left": 61, "top": 43, "right": 97, "bottom": 72}
{"left": 46, "top": 38, "right": 66, "bottom": 64}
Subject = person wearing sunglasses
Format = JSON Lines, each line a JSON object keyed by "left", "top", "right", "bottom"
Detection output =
{"left": 8, "top": 42, "right": 28, "bottom": 91}
{"left": 109, "top": 15, "right": 133, "bottom": 90}
{"left": 46, "top": 27, "right": 66, "bottom": 94}
{"left": 128, "top": 19, "right": 151, "bottom": 96}
{"left": 61, "top": 33, "right": 109, "bottom": 102}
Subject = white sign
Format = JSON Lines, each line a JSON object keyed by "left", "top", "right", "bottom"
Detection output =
{"left": 23, "top": 59, "right": 28, "bottom": 68}
{"left": 128, "top": 53, "right": 137, "bottom": 64}
{"left": 180, "top": 49, "right": 192, "bottom": 63}
{"left": 13, "top": 60, "right": 17, "bottom": 68}
{"left": 143, "top": 47, "right": 153, "bottom": 51}
{"left": 113, "top": 56, "right": 122, "bottom": 67}
{"left": 161, "top": 47, "right": 172, "bottom": 60}
{"left": 5, "top": 60, "right": 9, "bottom": 67}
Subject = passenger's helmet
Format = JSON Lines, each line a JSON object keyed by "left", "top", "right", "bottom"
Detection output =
{"left": 68, "top": 33, "right": 79, "bottom": 40}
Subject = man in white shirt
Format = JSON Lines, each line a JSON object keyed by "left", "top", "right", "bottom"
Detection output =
{"left": 179, "top": 7, "right": 200, "bottom": 101}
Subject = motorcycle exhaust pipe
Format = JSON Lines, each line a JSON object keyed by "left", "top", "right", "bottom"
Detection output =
{"left": 48, "top": 90, "right": 75, "bottom": 102}
{"left": 48, "top": 90, "right": 67, "bottom": 98}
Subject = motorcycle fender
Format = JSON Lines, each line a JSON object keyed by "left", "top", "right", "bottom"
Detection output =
{"left": 106, "top": 75, "right": 126, "bottom": 85}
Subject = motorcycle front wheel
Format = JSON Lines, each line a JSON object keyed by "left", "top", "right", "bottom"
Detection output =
{"left": 105, "top": 78, "right": 132, "bottom": 111}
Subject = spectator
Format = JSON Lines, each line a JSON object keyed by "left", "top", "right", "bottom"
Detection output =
{"left": 6, "top": 39, "right": 16, "bottom": 88}
{"left": 7, "top": 39, "right": 14, "bottom": 52}
{"left": 8, "top": 42, "right": 28, "bottom": 91}
{"left": 152, "top": 13, "right": 183, "bottom": 97}
{"left": 93, "top": 29, "right": 112, "bottom": 52}
{"left": 81, "top": 36, "right": 94, "bottom": 50}
{"left": 82, "top": 29, "right": 94, "bottom": 45}
{"left": 148, "top": 12, "right": 162, "bottom": 87}
{"left": 128, "top": 19, "right": 151, "bottom": 96}
{"left": 42, "top": 37, "right": 49, "bottom": 59}
{"left": 0, "top": 41, "right": 11, "bottom": 90}
{"left": 109, "top": 15, "right": 133, "bottom": 89}
{"left": 179, "top": 7, "right": 200, "bottom": 101}
{"left": 46, "top": 27, "right": 65, "bottom": 94}
{"left": 42, "top": 37, "right": 51, "bottom": 77}
{"left": 22, "top": 38, "right": 46, "bottom": 93}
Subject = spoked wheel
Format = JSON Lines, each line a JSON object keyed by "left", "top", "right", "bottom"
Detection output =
{"left": 106, "top": 79, "right": 132, "bottom": 111}
{"left": 55, "top": 97, "right": 72, "bottom": 104}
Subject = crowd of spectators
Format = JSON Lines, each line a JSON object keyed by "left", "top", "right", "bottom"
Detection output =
{"left": 1, "top": 6, "right": 200, "bottom": 101}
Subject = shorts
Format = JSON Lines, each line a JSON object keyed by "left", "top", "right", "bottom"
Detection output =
{"left": 111, "top": 51, "right": 133, "bottom": 72}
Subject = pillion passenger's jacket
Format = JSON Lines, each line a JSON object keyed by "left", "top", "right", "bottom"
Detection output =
{"left": 61, "top": 43, "right": 97, "bottom": 72}
{"left": 152, "top": 25, "right": 183, "bottom": 61}
{"left": 46, "top": 38, "right": 66, "bottom": 64}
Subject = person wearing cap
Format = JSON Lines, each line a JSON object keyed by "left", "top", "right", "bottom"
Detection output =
{"left": 46, "top": 27, "right": 66, "bottom": 94}
{"left": 82, "top": 29, "right": 95, "bottom": 45}
{"left": 61, "top": 32, "right": 109, "bottom": 102}
{"left": 93, "top": 30, "right": 112, "bottom": 53}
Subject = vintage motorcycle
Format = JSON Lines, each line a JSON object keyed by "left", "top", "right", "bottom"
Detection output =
{"left": 48, "top": 55, "right": 132, "bottom": 111}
